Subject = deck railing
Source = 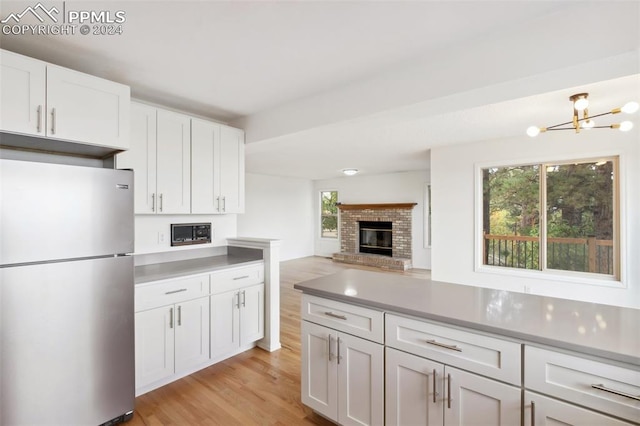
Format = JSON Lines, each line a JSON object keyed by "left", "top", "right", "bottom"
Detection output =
{"left": 483, "top": 234, "right": 614, "bottom": 275}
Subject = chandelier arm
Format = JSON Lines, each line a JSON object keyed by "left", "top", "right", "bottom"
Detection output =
{"left": 544, "top": 110, "right": 614, "bottom": 130}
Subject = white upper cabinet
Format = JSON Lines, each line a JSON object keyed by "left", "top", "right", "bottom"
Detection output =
{"left": 218, "top": 125, "right": 245, "bottom": 214}
{"left": 156, "top": 109, "right": 191, "bottom": 214}
{"left": 0, "top": 49, "right": 130, "bottom": 150}
{"left": 46, "top": 65, "right": 129, "bottom": 149}
{"left": 0, "top": 50, "right": 46, "bottom": 136}
{"left": 116, "top": 102, "right": 157, "bottom": 214}
{"left": 118, "top": 103, "right": 191, "bottom": 214}
{"left": 191, "top": 118, "right": 245, "bottom": 214}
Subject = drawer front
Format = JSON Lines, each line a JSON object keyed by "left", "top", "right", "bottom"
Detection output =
{"left": 525, "top": 346, "right": 640, "bottom": 424}
{"left": 301, "top": 294, "right": 384, "bottom": 343}
{"left": 386, "top": 314, "right": 521, "bottom": 385}
{"left": 211, "top": 263, "right": 264, "bottom": 294}
{"left": 135, "top": 274, "right": 210, "bottom": 312}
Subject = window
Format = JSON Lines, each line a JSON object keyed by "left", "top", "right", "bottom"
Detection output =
{"left": 481, "top": 158, "right": 618, "bottom": 278}
{"left": 320, "top": 191, "right": 338, "bottom": 238}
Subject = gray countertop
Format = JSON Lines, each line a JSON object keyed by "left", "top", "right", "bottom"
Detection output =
{"left": 294, "top": 269, "right": 640, "bottom": 366}
{"left": 135, "top": 252, "right": 264, "bottom": 284}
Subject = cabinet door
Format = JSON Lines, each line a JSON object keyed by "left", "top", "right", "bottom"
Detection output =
{"left": 135, "top": 306, "right": 175, "bottom": 390}
{"left": 240, "top": 284, "right": 264, "bottom": 344}
{"left": 444, "top": 366, "right": 521, "bottom": 426}
{"left": 386, "top": 347, "right": 443, "bottom": 426}
{"left": 210, "top": 290, "right": 240, "bottom": 359}
{"left": 218, "top": 125, "right": 245, "bottom": 214}
{"left": 525, "top": 391, "right": 633, "bottom": 426}
{"left": 301, "top": 321, "right": 338, "bottom": 422}
{"left": 46, "top": 65, "right": 130, "bottom": 149}
{"left": 338, "top": 333, "right": 384, "bottom": 426}
{"left": 0, "top": 50, "right": 46, "bottom": 136}
{"left": 175, "top": 297, "right": 210, "bottom": 373}
{"left": 116, "top": 102, "right": 157, "bottom": 214}
{"left": 191, "top": 118, "right": 221, "bottom": 214}
{"left": 156, "top": 108, "right": 191, "bottom": 214}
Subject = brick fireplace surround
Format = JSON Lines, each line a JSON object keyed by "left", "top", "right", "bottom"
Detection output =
{"left": 332, "top": 203, "right": 417, "bottom": 271}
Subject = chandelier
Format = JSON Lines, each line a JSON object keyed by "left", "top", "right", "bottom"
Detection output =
{"left": 526, "top": 93, "right": 639, "bottom": 137}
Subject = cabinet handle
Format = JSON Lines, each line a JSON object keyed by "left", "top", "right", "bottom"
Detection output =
{"left": 37, "top": 105, "right": 42, "bottom": 133}
{"left": 241, "top": 290, "right": 246, "bottom": 307}
{"left": 233, "top": 275, "right": 249, "bottom": 281}
{"left": 165, "top": 288, "right": 187, "bottom": 295}
{"left": 530, "top": 400, "right": 535, "bottom": 426}
{"left": 216, "top": 196, "right": 220, "bottom": 212}
{"left": 222, "top": 196, "right": 226, "bottom": 212}
{"left": 169, "top": 307, "right": 174, "bottom": 329}
{"left": 324, "top": 311, "right": 347, "bottom": 320}
{"left": 151, "top": 193, "right": 156, "bottom": 212}
{"left": 51, "top": 107, "right": 56, "bottom": 134}
{"left": 328, "top": 334, "right": 333, "bottom": 362}
{"left": 426, "top": 339, "right": 462, "bottom": 352}
{"left": 447, "top": 373, "right": 452, "bottom": 409}
{"left": 591, "top": 384, "right": 640, "bottom": 401}
{"left": 235, "top": 292, "right": 241, "bottom": 309}
{"left": 177, "top": 305, "right": 182, "bottom": 326}
{"left": 337, "top": 337, "right": 342, "bottom": 365}
{"left": 159, "top": 193, "right": 163, "bottom": 212}
{"left": 432, "top": 369, "right": 438, "bottom": 403}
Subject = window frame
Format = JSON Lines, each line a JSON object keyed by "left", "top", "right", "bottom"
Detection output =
{"left": 319, "top": 190, "right": 339, "bottom": 239}
{"left": 474, "top": 154, "right": 624, "bottom": 287}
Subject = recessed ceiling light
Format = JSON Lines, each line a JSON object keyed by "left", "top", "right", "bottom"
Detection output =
{"left": 342, "top": 169, "right": 358, "bottom": 176}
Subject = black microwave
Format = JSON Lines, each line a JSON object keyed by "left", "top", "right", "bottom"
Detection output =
{"left": 171, "top": 223, "right": 212, "bottom": 246}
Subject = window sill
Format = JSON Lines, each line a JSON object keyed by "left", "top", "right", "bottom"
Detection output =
{"left": 475, "top": 264, "right": 624, "bottom": 289}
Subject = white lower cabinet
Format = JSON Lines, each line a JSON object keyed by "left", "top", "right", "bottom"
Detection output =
{"left": 135, "top": 296, "right": 209, "bottom": 392}
{"left": 386, "top": 347, "right": 520, "bottom": 426}
{"left": 525, "top": 346, "right": 639, "bottom": 425}
{"left": 301, "top": 321, "right": 384, "bottom": 426}
{"left": 524, "top": 391, "right": 634, "bottom": 425}
{"left": 210, "top": 283, "right": 264, "bottom": 359}
{"left": 134, "top": 274, "right": 210, "bottom": 394}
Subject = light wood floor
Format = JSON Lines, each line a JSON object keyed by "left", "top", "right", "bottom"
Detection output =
{"left": 129, "top": 256, "right": 430, "bottom": 425}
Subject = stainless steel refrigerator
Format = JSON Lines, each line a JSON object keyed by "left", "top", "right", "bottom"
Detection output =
{"left": 0, "top": 159, "right": 135, "bottom": 425}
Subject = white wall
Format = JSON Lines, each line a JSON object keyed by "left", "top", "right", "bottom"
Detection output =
{"left": 134, "top": 214, "right": 237, "bottom": 254}
{"left": 313, "top": 170, "right": 431, "bottom": 269}
{"left": 431, "top": 127, "right": 640, "bottom": 308}
{"left": 237, "top": 173, "right": 315, "bottom": 261}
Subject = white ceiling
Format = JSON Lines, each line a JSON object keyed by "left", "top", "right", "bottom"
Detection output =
{"left": 1, "top": 1, "right": 639, "bottom": 179}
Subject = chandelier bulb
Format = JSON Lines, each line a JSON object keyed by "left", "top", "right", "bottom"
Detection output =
{"left": 571, "top": 93, "right": 589, "bottom": 112}
{"left": 618, "top": 121, "right": 634, "bottom": 132}
{"left": 526, "top": 126, "right": 541, "bottom": 137}
{"left": 581, "top": 119, "right": 595, "bottom": 129}
{"left": 621, "top": 101, "right": 639, "bottom": 114}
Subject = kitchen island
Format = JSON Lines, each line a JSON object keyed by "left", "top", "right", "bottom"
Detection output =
{"left": 295, "top": 269, "right": 639, "bottom": 426}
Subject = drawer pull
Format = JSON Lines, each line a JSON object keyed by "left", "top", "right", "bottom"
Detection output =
{"left": 591, "top": 383, "right": 640, "bottom": 401}
{"left": 432, "top": 369, "right": 438, "bottom": 403}
{"left": 324, "top": 311, "right": 347, "bottom": 320}
{"left": 530, "top": 401, "right": 535, "bottom": 426}
{"left": 233, "top": 275, "right": 249, "bottom": 280}
{"left": 165, "top": 288, "right": 187, "bottom": 295}
{"left": 426, "top": 339, "right": 462, "bottom": 352}
{"left": 447, "top": 373, "right": 452, "bottom": 409}
{"left": 328, "top": 334, "right": 333, "bottom": 362}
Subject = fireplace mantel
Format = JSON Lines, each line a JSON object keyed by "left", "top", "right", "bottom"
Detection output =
{"left": 337, "top": 203, "right": 417, "bottom": 210}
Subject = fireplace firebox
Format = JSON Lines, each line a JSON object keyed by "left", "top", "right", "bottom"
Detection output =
{"left": 359, "top": 221, "right": 392, "bottom": 257}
